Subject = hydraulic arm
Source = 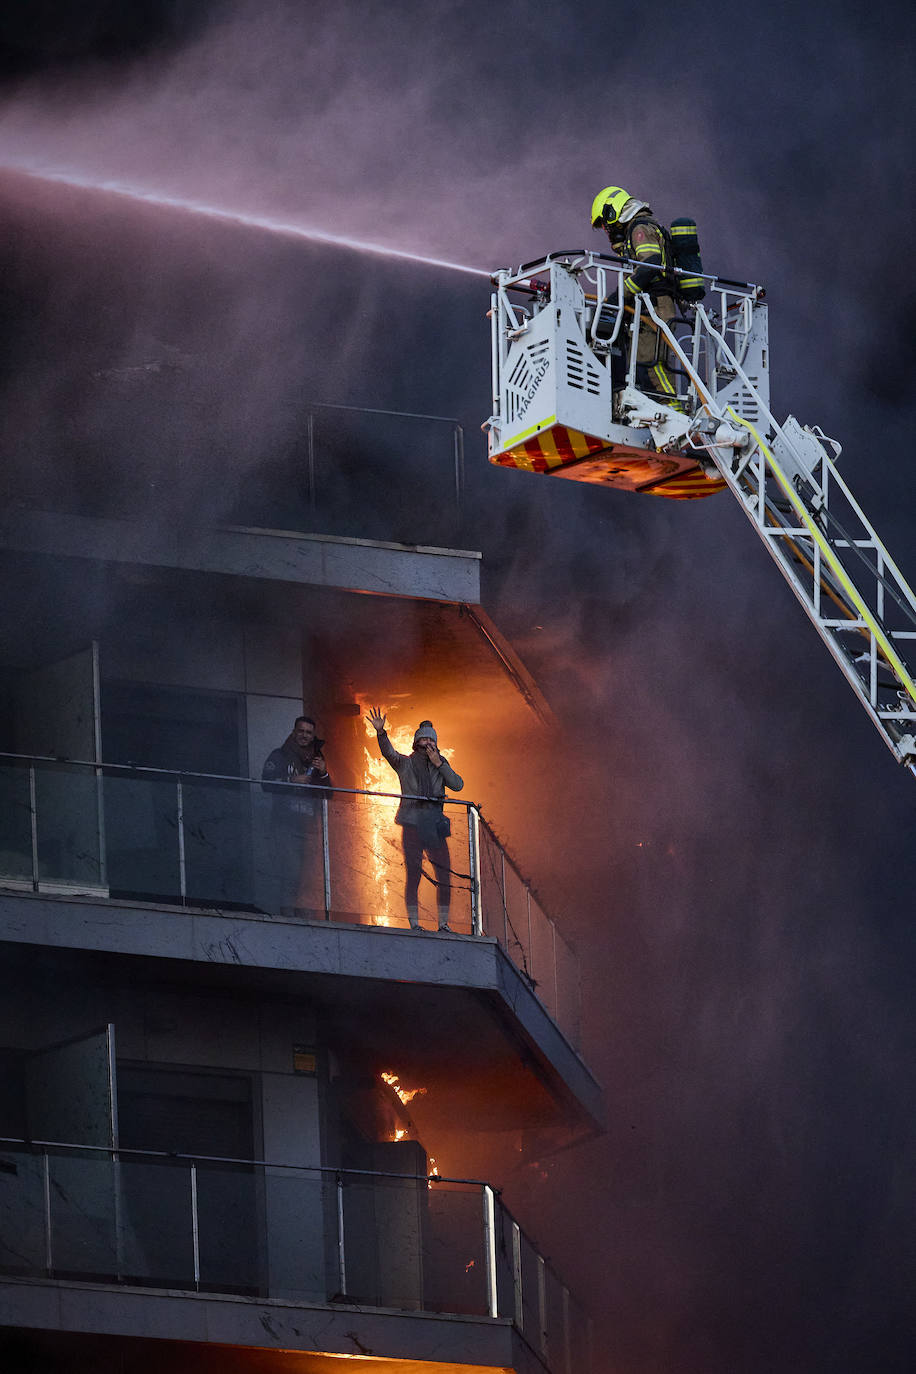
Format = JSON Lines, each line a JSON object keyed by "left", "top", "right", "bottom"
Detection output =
{"left": 485, "top": 252, "right": 916, "bottom": 774}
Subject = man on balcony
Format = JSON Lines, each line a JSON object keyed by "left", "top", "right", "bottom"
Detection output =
{"left": 366, "top": 709, "right": 463, "bottom": 932}
{"left": 260, "top": 716, "right": 330, "bottom": 916}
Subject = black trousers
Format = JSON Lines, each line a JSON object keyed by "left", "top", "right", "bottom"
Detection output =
{"left": 400, "top": 825, "right": 451, "bottom": 911}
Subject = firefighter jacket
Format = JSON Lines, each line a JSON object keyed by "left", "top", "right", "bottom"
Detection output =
{"left": 377, "top": 730, "right": 464, "bottom": 832}
{"left": 617, "top": 215, "right": 670, "bottom": 297}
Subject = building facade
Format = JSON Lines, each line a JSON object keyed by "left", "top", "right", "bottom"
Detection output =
{"left": 0, "top": 417, "right": 604, "bottom": 1373}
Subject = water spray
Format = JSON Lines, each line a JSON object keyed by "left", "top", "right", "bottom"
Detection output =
{"left": 2, "top": 164, "right": 490, "bottom": 279}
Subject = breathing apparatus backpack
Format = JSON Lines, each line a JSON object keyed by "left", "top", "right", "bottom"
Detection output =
{"left": 667, "top": 218, "right": 705, "bottom": 301}
{"left": 622, "top": 215, "right": 706, "bottom": 303}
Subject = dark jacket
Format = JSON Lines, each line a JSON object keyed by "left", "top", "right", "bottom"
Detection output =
{"left": 618, "top": 215, "right": 670, "bottom": 298}
{"left": 261, "top": 734, "right": 331, "bottom": 818}
{"left": 377, "top": 731, "right": 463, "bottom": 838}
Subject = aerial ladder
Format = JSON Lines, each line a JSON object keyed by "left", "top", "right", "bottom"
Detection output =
{"left": 483, "top": 251, "right": 916, "bottom": 777}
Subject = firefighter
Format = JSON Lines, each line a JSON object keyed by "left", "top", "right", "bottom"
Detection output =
{"left": 590, "top": 186, "right": 683, "bottom": 411}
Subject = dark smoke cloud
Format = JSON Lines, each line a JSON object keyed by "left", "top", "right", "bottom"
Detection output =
{"left": 1, "top": 3, "right": 915, "bottom": 1371}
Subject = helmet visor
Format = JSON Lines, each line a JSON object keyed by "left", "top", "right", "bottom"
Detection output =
{"left": 590, "top": 186, "right": 621, "bottom": 230}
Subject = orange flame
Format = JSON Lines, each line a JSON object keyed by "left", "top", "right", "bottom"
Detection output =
{"left": 380, "top": 1070, "right": 426, "bottom": 1105}
{"left": 362, "top": 716, "right": 414, "bottom": 926}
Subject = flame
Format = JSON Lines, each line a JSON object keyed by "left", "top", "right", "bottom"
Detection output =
{"left": 427, "top": 1155, "right": 440, "bottom": 1190}
{"left": 380, "top": 1070, "right": 426, "bottom": 1105}
{"left": 465, "top": 1259, "right": 476, "bottom": 1272}
{"left": 362, "top": 716, "right": 415, "bottom": 926}
{"left": 381, "top": 1071, "right": 422, "bottom": 1143}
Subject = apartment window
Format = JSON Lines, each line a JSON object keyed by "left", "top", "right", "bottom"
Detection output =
{"left": 117, "top": 1065, "right": 259, "bottom": 1293}
{"left": 117, "top": 1065, "right": 254, "bottom": 1158}
{"left": 100, "top": 684, "right": 254, "bottom": 909}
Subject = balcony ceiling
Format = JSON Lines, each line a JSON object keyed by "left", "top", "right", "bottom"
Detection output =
{"left": 0, "top": 921, "right": 603, "bottom": 1137}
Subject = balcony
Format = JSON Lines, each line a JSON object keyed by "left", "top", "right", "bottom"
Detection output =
{"left": 0, "top": 1137, "right": 593, "bottom": 1373}
{"left": 0, "top": 754, "right": 603, "bottom": 1135}
{"left": 0, "top": 379, "right": 470, "bottom": 552}
{"left": 0, "top": 752, "right": 578, "bottom": 1040}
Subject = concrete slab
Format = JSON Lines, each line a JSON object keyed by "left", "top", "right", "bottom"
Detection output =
{"left": 335, "top": 923, "right": 496, "bottom": 988}
{"left": 0, "top": 510, "right": 481, "bottom": 605}
{"left": 0, "top": 1277, "right": 525, "bottom": 1369}
{"left": 59, "top": 902, "right": 197, "bottom": 962}
{"left": 57, "top": 1283, "right": 209, "bottom": 1343}
{"left": 191, "top": 914, "right": 343, "bottom": 975}
{"left": 0, "top": 891, "right": 604, "bottom": 1134}
{"left": 0, "top": 1276, "right": 61, "bottom": 1330}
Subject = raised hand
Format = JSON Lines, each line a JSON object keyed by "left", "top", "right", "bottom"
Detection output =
{"left": 367, "top": 706, "right": 387, "bottom": 734}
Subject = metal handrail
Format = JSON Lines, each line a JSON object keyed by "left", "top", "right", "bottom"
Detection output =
{"left": 0, "top": 1134, "right": 491, "bottom": 1186}
{"left": 301, "top": 400, "right": 464, "bottom": 515}
{"left": 0, "top": 749, "right": 474, "bottom": 808}
{"left": 0, "top": 750, "right": 581, "bottom": 1047}
{"left": 0, "top": 1133, "right": 588, "bottom": 1364}
{"left": 499, "top": 248, "right": 763, "bottom": 297}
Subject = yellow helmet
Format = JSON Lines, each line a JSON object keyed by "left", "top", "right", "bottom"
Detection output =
{"left": 590, "top": 186, "right": 631, "bottom": 230}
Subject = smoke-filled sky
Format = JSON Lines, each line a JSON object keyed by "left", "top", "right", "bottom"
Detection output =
{"left": 1, "top": 2, "right": 915, "bottom": 1371}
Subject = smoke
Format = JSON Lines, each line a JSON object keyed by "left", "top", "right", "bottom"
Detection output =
{"left": 2, "top": 2, "right": 910, "bottom": 298}
{"left": 1, "top": 0, "right": 712, "bottom": 267}
{"left": 1, "top": 2, "right": 915, "bottom": 1370}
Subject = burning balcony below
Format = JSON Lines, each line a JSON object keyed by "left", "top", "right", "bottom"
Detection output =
{"left": 0, "top": 1138, "right": 593, "bottom": 1374}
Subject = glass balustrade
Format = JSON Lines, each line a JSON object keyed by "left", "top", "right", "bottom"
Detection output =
{"left": 0, "top": 754, "right": 581, "bottom": 1048}
{"left": 495, "top": 1202, "right": 594, "bottom": 1374}
{"left": 226, "top": 406, "right": 466, "bottom": 548}
{"left": 0, "top": 1139, "right": 590, "bottom": 1373}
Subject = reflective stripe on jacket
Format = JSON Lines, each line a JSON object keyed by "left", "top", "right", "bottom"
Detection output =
{"left": 622, "top": 216, "right": 669, "bottom": 296}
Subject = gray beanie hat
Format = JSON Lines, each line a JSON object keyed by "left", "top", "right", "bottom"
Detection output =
{"left": 413, "top": 720, "right": 437, "bottom": 746}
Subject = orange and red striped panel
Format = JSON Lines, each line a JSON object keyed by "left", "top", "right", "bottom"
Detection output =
{"left": 492, "top": 423, "right": 606, "bottom": 473}
{"left": 491, "top": 422, "right": 726, "bottom": 501}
